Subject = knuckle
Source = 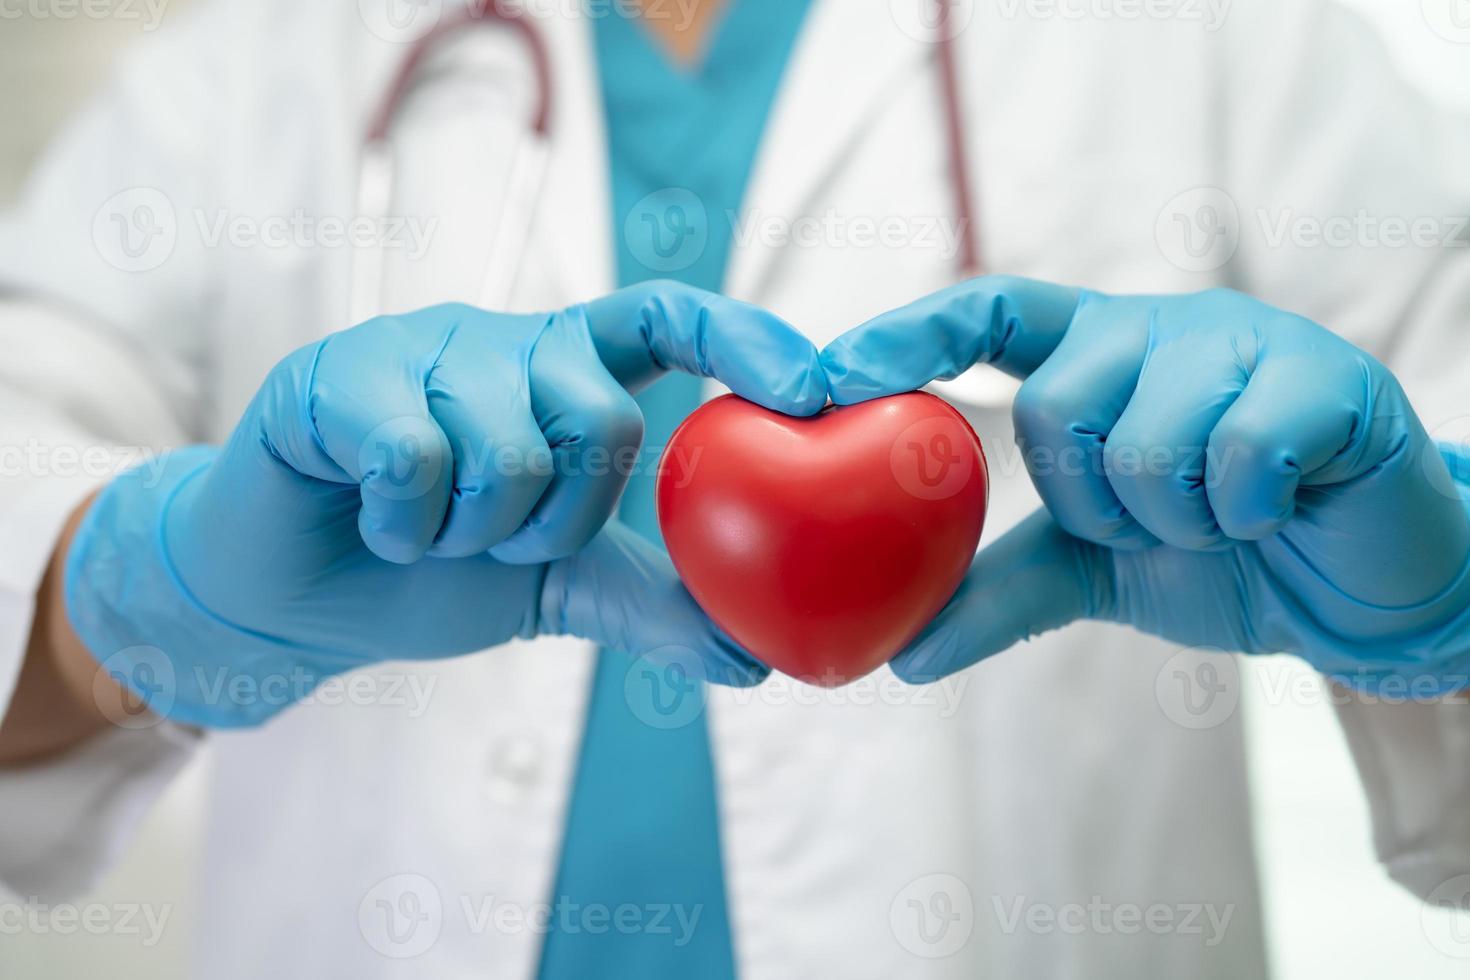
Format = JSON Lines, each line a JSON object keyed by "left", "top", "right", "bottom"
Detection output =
{"left": 1053, "top": 503, "right": 1134, "bottom": 546}
{"left": 1012, "top": 376, "right": 1076, "bottom": 439}
{"left": 520, "top": 522, "right": 595, "bottom": 561}
{"left": 1104, "top": 424, "right": 1186, "bottom": 486}
{"left": 576, "top": 386, "right": 646, "bottom": 451}
{"left": 487, "top": 434, "right": 556, "bottom": 494}
{"left": 1208, "top": 417, "right": 1282, "bottom": 475}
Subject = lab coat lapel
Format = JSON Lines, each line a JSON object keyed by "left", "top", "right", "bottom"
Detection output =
{"left": 724, "top": 0, "right": 930, "bottom": 301}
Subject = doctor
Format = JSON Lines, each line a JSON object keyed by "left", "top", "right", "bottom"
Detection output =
{"left": 2, "top": 1, "right": 1470, "bottom": 979}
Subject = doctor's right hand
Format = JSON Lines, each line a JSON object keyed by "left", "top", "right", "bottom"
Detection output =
{"left": 823, "top": 278, "right": 1470, "bottom": 693}
{"left": 64, "top": 283, "right": 827, "bottom": 728}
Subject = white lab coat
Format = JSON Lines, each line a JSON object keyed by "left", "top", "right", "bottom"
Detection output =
{"left": 1, "top": 1, "right": 1469, "bottom": 978}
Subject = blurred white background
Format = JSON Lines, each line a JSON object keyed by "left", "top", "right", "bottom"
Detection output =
{"left": 0, "top": 1, "right": 1467, "bottom": 977}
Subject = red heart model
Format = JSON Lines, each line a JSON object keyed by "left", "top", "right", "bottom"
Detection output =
{"left": 657, "top": 391, "right": 988, "bottom": 686}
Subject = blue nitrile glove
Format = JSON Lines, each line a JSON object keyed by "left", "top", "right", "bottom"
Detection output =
{"left": 821, "top": 277, "right": 1470, "bottom": 693}
{"left": 67, "top": 282, "right": 826, "bottom": 727}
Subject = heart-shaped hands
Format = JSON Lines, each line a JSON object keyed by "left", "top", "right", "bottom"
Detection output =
{"left": 822, "top": 277, "right": 1470, "bottom": 693}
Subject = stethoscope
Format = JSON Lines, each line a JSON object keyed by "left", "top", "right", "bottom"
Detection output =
{"left": 352, "top": 0, "right": 989, "bottom": 386}
{"left": 351, "top": 4, "right": 555, "bottom": 322}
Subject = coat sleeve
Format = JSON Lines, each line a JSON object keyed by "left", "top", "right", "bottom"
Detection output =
{"left": 1219, "top": 0, "right": 1470, "bottom": 903}
{"left": 0, "top": 1, "right": 236, "bottom": 899}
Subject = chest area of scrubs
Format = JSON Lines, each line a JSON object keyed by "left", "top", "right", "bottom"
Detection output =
{"left": 535, "top": 3, "right": 813, "bottom": 979}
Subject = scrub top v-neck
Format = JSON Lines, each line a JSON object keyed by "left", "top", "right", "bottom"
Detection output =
{"left": 535, "top": 2, "right": 815, "bottom": 978}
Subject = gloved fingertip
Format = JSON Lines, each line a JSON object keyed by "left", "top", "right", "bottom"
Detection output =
{"left": 360, "top": 529, "right": 431, "bottom": 565}
{"left": 887, "top": 654, "right": 939, "bottom": 686}
{"left": 720, "top": 326, "right": 830, "bottom": 417}
{"left": 488, "top": 533, "right": 562, "bottom": 566}
{"left": 780, "top": 354, "right": 832, "bottom": 417}
{"left": 357, "top": 510, "right": 436, "bottom": 566}
{"left": 888, "top": 635, "right": 971, "bottom": 686}
{"left": 687, "top": 620, "right": 773, "bottom": 688}
{"left": 1214, "top": 505, "right": 1293, "bottom": 543}
{"left": 706, "top": 657, "right": 771, "bottom": 689}
{"left": 819, "top": 347, "right": 897, "bottom": 406}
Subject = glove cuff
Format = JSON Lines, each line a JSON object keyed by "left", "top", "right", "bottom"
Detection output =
{"left": 64, "top": 448, "right": 329, "bottom": 729}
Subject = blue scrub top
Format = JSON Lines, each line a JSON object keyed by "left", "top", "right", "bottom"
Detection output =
{"left": 536, "top": 2, "right": 813, "bottom": 978}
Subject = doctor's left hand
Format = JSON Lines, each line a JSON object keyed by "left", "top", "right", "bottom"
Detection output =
{"left": 822, "top": 278, "right": 1470, "bottom": 692}
{"left": 65, "top": 282, "right": 826, "bottom": 727}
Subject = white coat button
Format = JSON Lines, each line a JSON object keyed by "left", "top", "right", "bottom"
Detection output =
{"left": 486, "top": 733, "right": 543, "bottom": 801}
